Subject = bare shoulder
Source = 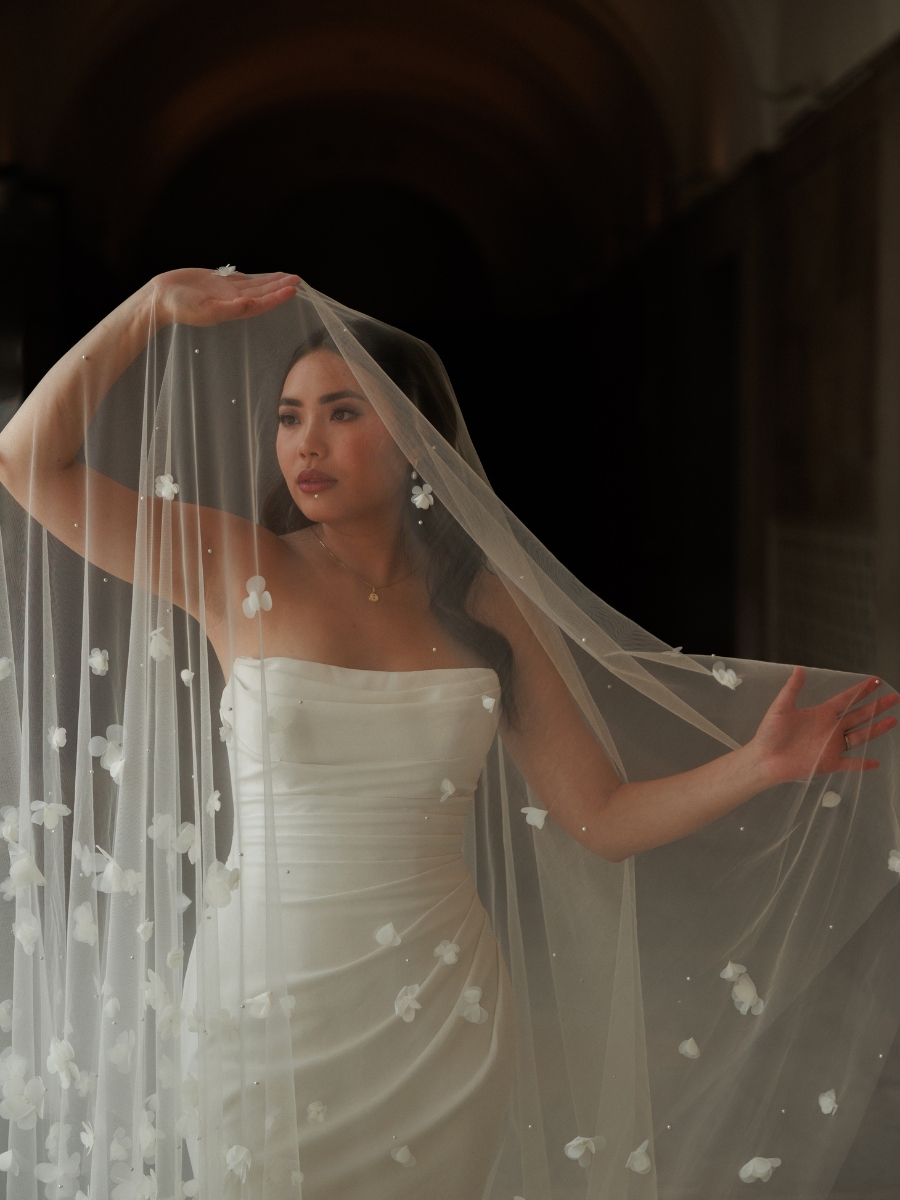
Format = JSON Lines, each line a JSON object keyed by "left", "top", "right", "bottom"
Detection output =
{"left": 468, "top": 570, "right": 538, "bottom": 647}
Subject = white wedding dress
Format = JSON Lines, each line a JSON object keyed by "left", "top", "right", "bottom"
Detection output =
{"left": 182, "top": 656, "right": 515, "bottom": 1198}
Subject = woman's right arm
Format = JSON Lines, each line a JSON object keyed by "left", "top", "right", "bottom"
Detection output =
{"left": 0, "top": 269, "right": 299, "bottom": 618}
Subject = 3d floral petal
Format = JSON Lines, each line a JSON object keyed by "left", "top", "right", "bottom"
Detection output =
{"left": 13, "top": 911, "right": 41, "bottom": 954}
{"left": 225, "top": 1144, "right": 252, "bottom": 1183}
{"left": 712, "top": 660, "right": 742, "bottom": 689}
{"left": 0, "top": 1148, "right": 20, "bottom": 1174}
{"left": 307, "top": 1100, "right": 327, "bottom": 1123}
{"left": 0, "top": 657, "right": 10, "bottom": 680}
{"left": 154, "top": 474, "right": 180, "bottom": 501}
{"left": 73, "top": 901, "right": 98, "bottom": 946}
{"left": 626, "top": 1139, "right": 652, "bottom": 1174}
{"left": 46, "top": 1037, "right": 77, "bottom": 1088}
{"left": 434, "top": 939, "right": 460, "bottom": 965}
{"left": 391, "top": 1145, "right": 416, "bottom": 1166}
{"left": 48, "top": 725, "right": 67, "bottom": 749}
{"left": 521, "top": 806, "right": 548, "bottom": 828}
{"left": 0, "top": 999, "right": 11, "bottom": 1032}
{"left": 719, "top": 961, "right": 747, "bottom": 981}
{"left": 181, "top": 669, "right": 194, "bottom": 685}
{"left": 739, "top": 1156, "right": 781, "bottom": 1183}
{"left": 482, "top": 695, "right": 496, "bottom": 712}
{"left": 206, "top": 790, "right": 221, "bottom": 816}
{"left": 107, "top": 1030, "right": 136, "bottom": 1074}
{"left": 679, "top": 1038, "right": 700, "bottom": 1059}
{"left": 215, "top": 264, "right": 237, "bottom": 276}
{"left": 411, "top": 484, "right": 434, "bottom": 510}
{"left": 0, "top": 805, "right": 19, "bottom": 843}
{"left": 149, "top": 627, "right": 171, "bottom": 662}
{"left": 204, "top": 861, "right": 240, "bottom": 907}
{"left": 732, "top": 972, "right": 765, "bottom": 1016}
{"left": 818, "top": 1089, "right": 838, "bottom": 1114}
{"left": 394, "top": 985, "right": 422, "bottom": 1022}
{"left": 9, "top": 846, "right": 47, "bottom": 889}
{"left": 80, "top": 1121, "right": 94, "bottom": 1154}
{"left": 821, "top": 790, "right": 842, "bottom": 808}
{"left": 31, "top": 800, "right": 71, "bottom": 830}
{"left": 167, "top": 947, "right": 184, "bottom": 969}
{"left": 137, "top": 919, "right": 154, "bottom": 941}
{"left": 247, "top": 992, "right": 273, "bottom": 1019}
{"left": 565, "top": 1136, "right": 599, "bottom": 1165}
{"left": 440, "top": 778, "right": 456, "bottom": 802}
{"left": 88, "top": 647, "right": 109, "bottom": 675}
{"left": 889, "top": 850, "right": 900, "bottom": 875}
{"left": 375, "top": 922, "right": 402, "bottom": 947}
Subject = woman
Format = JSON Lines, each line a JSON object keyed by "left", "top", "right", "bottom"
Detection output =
{"left": 0, "top": 268, "right": 898, "bottom": 1200}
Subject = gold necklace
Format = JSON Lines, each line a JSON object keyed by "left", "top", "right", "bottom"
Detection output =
{"left": 312, "top": 529, "right": 416, "bottom": 602}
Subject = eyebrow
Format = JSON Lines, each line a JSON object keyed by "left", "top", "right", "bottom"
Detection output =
{"left": 279, "top": 389, "right": 368, "bottom": 407}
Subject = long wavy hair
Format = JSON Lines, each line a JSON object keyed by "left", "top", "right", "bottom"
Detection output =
{"left": 260, "top": 321, "right": 516, "bottom": 718}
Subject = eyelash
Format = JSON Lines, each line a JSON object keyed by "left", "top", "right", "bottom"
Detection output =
{"left": 278, "top": 407, "right": 358, "bottom": 427}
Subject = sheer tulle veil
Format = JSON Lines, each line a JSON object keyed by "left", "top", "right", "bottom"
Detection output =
{"left": 0, "top": 276, "right": 899, "bottom": 1200}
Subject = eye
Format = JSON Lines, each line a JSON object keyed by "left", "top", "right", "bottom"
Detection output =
{"left": 331, "top": 407, "right": 359, "bottom": 422}
{"left": 278, "top": 411, "right": 299, "bottom": 427}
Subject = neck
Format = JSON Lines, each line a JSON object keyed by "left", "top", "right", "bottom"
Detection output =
{"left": 315, "top": 511, "right": 415, "bottom": 584}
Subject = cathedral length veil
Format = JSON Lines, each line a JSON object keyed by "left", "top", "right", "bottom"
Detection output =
{"left": 0, "top": 274, "right": 899, "bottom": 1200}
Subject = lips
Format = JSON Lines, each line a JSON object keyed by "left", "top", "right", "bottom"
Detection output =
{"left": 296, "top": 470, "right": 337, "bottom": 493}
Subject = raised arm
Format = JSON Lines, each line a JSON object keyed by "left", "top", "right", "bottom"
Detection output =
{"left": 0, "top": 268, "right": 299, "bottom": 618}
{"left": 473, "top": 575, "right": 899, "bottom": 862}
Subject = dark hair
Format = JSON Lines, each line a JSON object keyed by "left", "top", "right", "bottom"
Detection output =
{"left": 260, "top": 321, "right": 517, "bottom": 718}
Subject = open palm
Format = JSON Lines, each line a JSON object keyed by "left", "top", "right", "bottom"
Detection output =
{"left": 754, "top": 667, "right": 899, "bottom": 783}
{"left": 151, "top": 267, "right": 301, "bottom": 328}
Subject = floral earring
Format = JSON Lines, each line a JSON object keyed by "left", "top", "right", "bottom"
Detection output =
{"left": 411, "top": 468, "right": 433, "bottom": 523}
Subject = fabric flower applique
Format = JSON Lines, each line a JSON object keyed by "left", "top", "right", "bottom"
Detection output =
{"left": 12, "top": 910, "right": 42, "bottom": 954}
{"left": 154, "top": 474, "right": 180, "bottom": 501}
{"left": 522, "top": 806, "right": 548, "bottom": 828}
{"left": 391, "top": 1145, "right": 416, "bottom": 1167}
{"left": 440, "top": 778, "right": 456, "bottom": 802}
{"left": 181, "top": 668, "right": 194, "bottom": 685}
{"left": 215, "top": 264, "right": 237, "bottom": 276}
{"left": 149, "top": 626, "right": 171, "bottom": 662}
{"left": 31, "top": 799, "right": 71, "bottom": 830}
{"left": 434, "top": 939, "right": 459, "bottom": 965}
{"left": 139, "top": 1107, "right": 164, "bottom": 1162}
{"left": 88, "top": 647, "right": 109, "bottom": 675}
{"left": 821, "top": 790, "right": 842, "bottom": 808}
{"left": 0, "top": 805, "right": 19, "bottom": 843}
{"left": 73, "top": 901, "right": 98, "bottom": 946}
{"left": 565, "top": 1136, "right": 602, "bottom": 1168}
{"left": 206, "top": 789, "right": 221, "bottom": 816}
{"left": 482, "top": 695, "right": 496, "bottom": 712}
{"left": 889, "top": 850, "right": 900, "bottom": 875}
{"left": 108, "top": 1030, "right": 136, "bottom": 1074}
{"left": 819, "top": 1089, "right": 839, "bottom": 1114}
{"left": 626, "top": 1139, "right": 652, "bottom": 1175}
{"left": 242, "top": 575, "right": 272, "bottom": 618}
{"left": 246, "top": 992, "right": 275, "bottom": 1019}
{"left": 739, "top": 1156, "right": 781, "bottom": 1182}
{"left": 457, "top": 986, "right": 488, "bottom": 1024}
{"left": 45, "top": 1121, "right": 71, "bottom": 1158}
{"left": 48, "top": 725, "right": 67, "bottom": 749}
{"left": 0, "top": 999, "right": 11, "bottom": 1032}
{"left": 375, "top": 922, "right": 401, "bottom": 947}
{"left": 167, "top": 946, "right": 184, "bottom": 969}
{"left": 6, "top": 845, "right": 47, "bottom": 891}
{"left": 204, "top": 861, "right": 240, "bottom": 907}
{"left": 93, "top": 846, "right": 143, "bottom": 895}
{"left": 720, "top": 961, "right": 765, "bottom": 1016}
{"left": 679, "top": 1037, "right": 700, "bottom": 1059}
{"left": 80, "top": 1121, "right": 94, "bottom": 1154}
{"left": 394, "top": 985, "right": 422, "bottom": 1023}
{"left": 109, "top": 1126, "right": 133, "bottom": 1161}
{"left": 307, "top": 1100, "right": 327, "bottom": 1123}
{"left": 225, "top": 1144, "right": 252, "bottom": 1184}
{"left": 46, "top": 1036, "right": 78, "bottom": 1088}
{"left": 712, "top": 660, "right": 742, "bottom": 689}
{"left": 89, "top": 724, "right": 125, "bottom": 783}
{"left": 0, "top": 1148, "right": 20, "bottom": 1174}
{"left": 0, "top": 1049, "right": 46, "bottom": 1127}
{"left": 411, "top": 483, "right": 434, "bottom": 510}
{"left": 34, "top": 1151, "right": 81, "bottom": 1199}
{"left": 137, "top": 919, "right": 154, "bottom": 942}
{"left": 0, "top": 656, "right": 10, "bottom": 679}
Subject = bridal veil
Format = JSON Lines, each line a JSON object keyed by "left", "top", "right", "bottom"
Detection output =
{"left": 0, "top": 278, "right": 899, "bottom": 1200}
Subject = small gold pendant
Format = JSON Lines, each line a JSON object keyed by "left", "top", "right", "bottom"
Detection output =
{"left": 368, "top": 590, "right": 379, "bottom": 602}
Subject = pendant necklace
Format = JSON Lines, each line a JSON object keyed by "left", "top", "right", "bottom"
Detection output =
{"left": 312, "top": 529, "right": 416, "bottom": 602}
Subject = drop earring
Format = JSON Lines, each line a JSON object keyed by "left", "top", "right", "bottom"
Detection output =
{"left": 411, "top": 481, "right": 434, "bottom": 511}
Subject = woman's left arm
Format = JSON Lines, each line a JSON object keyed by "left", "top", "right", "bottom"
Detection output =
{"left": 473, "top": 576, "right": 899, "bottom": 863}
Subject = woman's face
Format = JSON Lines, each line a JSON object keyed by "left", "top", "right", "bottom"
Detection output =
{"left": 276, "top": 347, "right": 409, "bottom": 526}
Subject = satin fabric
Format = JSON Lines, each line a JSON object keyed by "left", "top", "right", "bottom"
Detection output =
{"left": 182, "top": 657, "right": 514, "bottom": 1198}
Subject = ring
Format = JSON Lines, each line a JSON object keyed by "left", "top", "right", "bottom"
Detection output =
{"left": 844, "top": 733, "right": 852, "bottom": 752}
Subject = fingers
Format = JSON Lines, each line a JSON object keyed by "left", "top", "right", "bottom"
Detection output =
{"left": 843, "top": 713, "right": 898, "bottom": 748}
{"left": 842, "top": 693, "right": 900, "bottom": 731}
{"left": 831, "top": 675, "right": 883, "bottom": 714}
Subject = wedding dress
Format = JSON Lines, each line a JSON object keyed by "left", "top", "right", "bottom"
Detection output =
{"left": 182, "top": 657, "right": 513, "bottom": 1198}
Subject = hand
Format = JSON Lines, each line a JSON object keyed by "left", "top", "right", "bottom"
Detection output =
{"left": 752, "top": 667, "right": 899, "bottom": 784}
{"left": 148, "top": 268, "right": 301, "bottom": 328}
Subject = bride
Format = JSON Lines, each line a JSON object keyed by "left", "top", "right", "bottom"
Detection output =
{"left": 0, "top": 268, "right": 898, "bottom": 1200}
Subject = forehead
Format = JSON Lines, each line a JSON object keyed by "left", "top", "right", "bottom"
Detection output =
{"left": 282, "top": 347, "right": 359, "bottom": 396}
